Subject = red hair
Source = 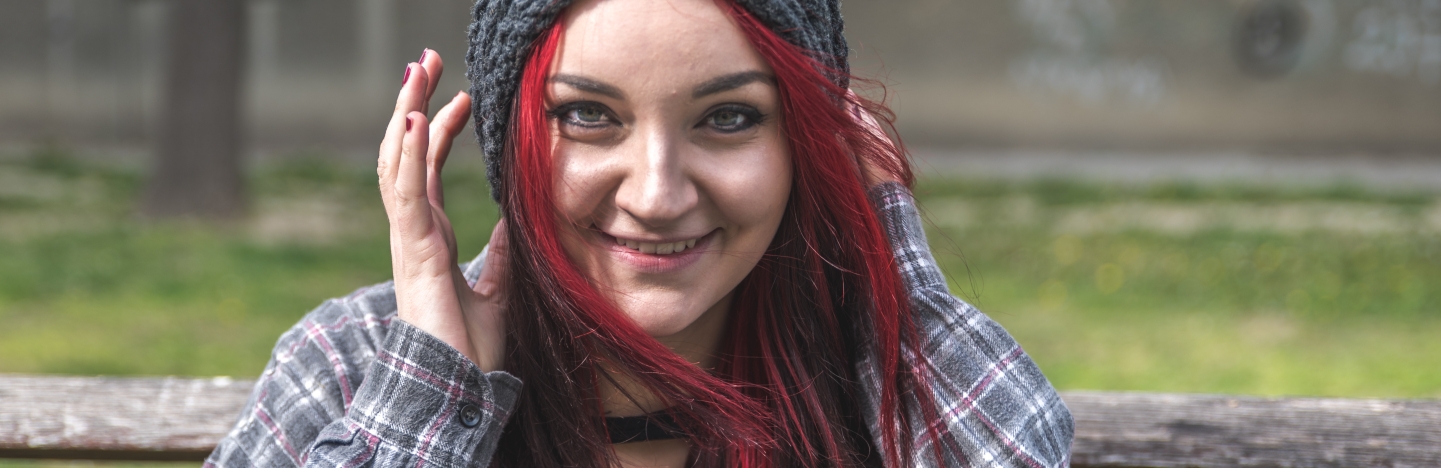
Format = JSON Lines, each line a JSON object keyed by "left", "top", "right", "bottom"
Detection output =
{"left": 491, "top": 2, "right": 937, "bottom": 466}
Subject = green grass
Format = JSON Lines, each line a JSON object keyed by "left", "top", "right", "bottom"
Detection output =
{"left": 0, "top": 149, "right": 1437, "bottom": 400}
{"left": 912, "top": 178, "right": 1441, "bottom": 399}
{"left": 0, "top": 462, "right": 184, "bottom": 468}
{"left": 0, "top": 150, "right": 498, "bottom": 379}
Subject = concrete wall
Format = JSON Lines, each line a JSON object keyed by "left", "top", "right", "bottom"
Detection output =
{"left": 846, "top": 0, "right": 1441, "bottom": 152}
{"left": 2, "top": 0, "right": 1439, "bottom": 156}
{"left": 0, "top": 0, "right": 479, "bottom": 154}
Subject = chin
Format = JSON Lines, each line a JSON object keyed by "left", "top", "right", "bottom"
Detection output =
{"left": 618, "top": 297, "right": 711, "bottom": 338}
{"left": 629, "top": 310, "right": 705, "bottom": 338}
{"left": 638, "top": 321, "right": 694, "bottom": 338}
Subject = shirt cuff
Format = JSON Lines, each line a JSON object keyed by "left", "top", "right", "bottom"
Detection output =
{"left": 344, "top": 319, "right": 521, "bottom": 466}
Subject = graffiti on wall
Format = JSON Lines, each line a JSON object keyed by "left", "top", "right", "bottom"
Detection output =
{"left": 1008, "top": 0, "right": 1168, "bottom": 106}
{"left": 1343, "top": 0, "right": 1441, "bottom": 84}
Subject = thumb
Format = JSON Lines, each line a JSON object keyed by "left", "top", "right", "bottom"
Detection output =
{"left": 475, "top": 219, "right": 509, "bottom": 297}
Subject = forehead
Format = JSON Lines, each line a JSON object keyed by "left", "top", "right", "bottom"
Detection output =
{"left": 555, "top": 0, "right": 769, "bottom": 87}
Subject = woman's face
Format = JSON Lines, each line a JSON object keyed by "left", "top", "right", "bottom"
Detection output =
{"left": 550, "top": 0, "right": 790, "bottom": 343}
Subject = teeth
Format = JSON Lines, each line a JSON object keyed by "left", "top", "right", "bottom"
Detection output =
{"left": 614, "top": 236, "right": 702, "bottom": 255}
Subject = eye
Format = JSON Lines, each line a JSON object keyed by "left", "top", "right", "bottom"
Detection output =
{"left": 711, "top": 110, "right": 745, "bottom": 128}
{"left": 570, "top": 106, "right": 607, "bottom": 124}
{"left": 549, "top": 102, "right": 616, "bottom": 129}
{"left": 702, "top": 105, "right": 765, "bottom": 133}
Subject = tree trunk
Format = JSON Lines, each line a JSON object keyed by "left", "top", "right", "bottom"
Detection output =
{"left": 142, "top": 0, "right": 247, "bottom": 219}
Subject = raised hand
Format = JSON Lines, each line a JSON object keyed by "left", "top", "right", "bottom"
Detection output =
{"left": 847, "top": 90, "right": 904, "bottom": 188}
{"left": 377, "top": 50, "right": 508, "bottom": 372}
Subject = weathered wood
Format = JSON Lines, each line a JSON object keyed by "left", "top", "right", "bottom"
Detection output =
{"left": 1064, "top": 391, "right": 1441, "bottom": 467}
{"left": 2, "top": 376, "right": 1440, "bottom": 465}
{"left": 0, "top": 375, "right": 252, "bottom": 461}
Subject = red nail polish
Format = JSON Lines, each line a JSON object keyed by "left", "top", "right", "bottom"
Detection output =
{"left": 402, "top": 65, "right": 411, "bottom": 86}
{"left": 419, "top": 49, "right": 428, "bottom": 63}
{"left": 405, "top": 116, "right": 412, "bottom": 132}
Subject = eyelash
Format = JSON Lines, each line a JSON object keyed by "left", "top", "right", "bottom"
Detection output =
{"left": 701, "top": 105, "right": 767, "bottom": 133}
{"left": 546, "top": 102, "right": 768, "bottom": 134}
{"left": 548, "top": 102, "right": 614, "bottom": 129}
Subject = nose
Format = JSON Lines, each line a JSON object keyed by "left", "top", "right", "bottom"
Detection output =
{"left": 613, "top": 127, "right": 697, "bottom": 227}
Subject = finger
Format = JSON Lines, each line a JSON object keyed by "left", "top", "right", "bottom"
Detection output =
{"left": 845, "top": 89, "right": 904, "bottom": 187}
{"left": 394, "top": 111, "right": 434, "bottom": 240}
{"left": 847, "top": 90, "right": 889, "bottom": 144}
{"left": 475, "top": 219, "right": 509, "bottom": 297}
{"left": 430, "top": 91, "right": 473, "bottom": 170}
{"left": 379, "top": 63, "right": 426, "bottom": 201}
{"left": 378, "top": 107, "right": 407, "bottom": 200}
{"left": 419, "top": 49, "right": 444, "bottom": 115}
{"left": 426, "top": 91, "right": 473, "bottom": 209}
{"left": 395, "top": 62, "right": 431, "bottom": 117}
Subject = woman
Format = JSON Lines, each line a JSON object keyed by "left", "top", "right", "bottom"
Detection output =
{"left": 207, "top": 0, "right": 1073, "bottom": 466}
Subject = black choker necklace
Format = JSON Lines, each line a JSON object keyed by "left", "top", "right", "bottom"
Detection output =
{"left": 605, "top": 411, "right": 685, "bottom": 444}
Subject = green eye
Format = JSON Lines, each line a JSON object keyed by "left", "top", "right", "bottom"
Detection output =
{"left": 711, "top": 111, "right": 745, "bottom": 128}
{"left": 703, "top": 106, "right": 763, "bottom": 133}
{"left": 571, "top": 106, "right": 607, "bottom": 123}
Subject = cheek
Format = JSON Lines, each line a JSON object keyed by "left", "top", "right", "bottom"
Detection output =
{"left": 711, "top": 141, "right": 792, "bottom": 233}
{"left": 553, "top": 140, "right": 635, "bottom": 226}
{"left": 551, "top": 148, "right": 619, "bottom": 270}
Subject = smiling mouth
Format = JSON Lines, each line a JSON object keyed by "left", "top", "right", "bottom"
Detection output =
{"left": 613, "top": 236, "right": 699, "bottom": 255}
{"left": 594, "top": 225, "right": 709, "bottom": 256}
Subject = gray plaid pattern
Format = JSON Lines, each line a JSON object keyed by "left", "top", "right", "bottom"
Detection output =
{"left": 205, "top": 281, "right": 521, "bottom": 467}
{"left": 865, "top": 183, "right": 1073, "bottom": 467}
{"left": 205, "top": 184, "right": 1072, "bottom": 467}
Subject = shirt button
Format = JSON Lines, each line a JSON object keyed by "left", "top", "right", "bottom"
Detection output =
{"left": 458, "top": 404, "right": 482, "bottom": 428}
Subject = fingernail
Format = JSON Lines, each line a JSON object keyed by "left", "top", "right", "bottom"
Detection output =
{"left": 419, "top": 49, "right": 428, "bottom": 63}
{"left": 405, "top": 115, "right": 412, "bottom": 132}
{"left": 402, "top": 65, "right": 411, "bottom": 86}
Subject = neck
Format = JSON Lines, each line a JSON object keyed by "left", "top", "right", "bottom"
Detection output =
{"left": 599, "top": 294, "right": 731, "bottom": 416}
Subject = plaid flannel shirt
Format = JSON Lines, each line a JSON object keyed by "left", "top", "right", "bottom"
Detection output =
{"left": 205, "top": 183, "right": 1073, "bottom": 467}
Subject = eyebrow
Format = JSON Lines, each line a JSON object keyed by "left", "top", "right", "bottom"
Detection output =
{"left": 549, "top": 71, "right": 775, "bottom": 101}
{"left": 692, "top": 71, "right": 774, "bottom": 99}
{"left": 550, "top": 74, "right": 626, "bottom": 100}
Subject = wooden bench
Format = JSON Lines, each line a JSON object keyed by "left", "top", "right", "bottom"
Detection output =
{"left": 2, "top": 375, "right": 1438, "bottom": 466}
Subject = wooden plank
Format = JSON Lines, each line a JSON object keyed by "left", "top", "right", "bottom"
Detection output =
{"left": 1064, "top": 391, "right": 1441, "bottom": 467}
{"left": 0, "top": 375, "right": 252, "bottom": 461}
{"left": 3, "top": 375, "right": 1440, "bottom": 465}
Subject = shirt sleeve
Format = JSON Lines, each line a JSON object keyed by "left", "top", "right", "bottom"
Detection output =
{"left": 866, "top": 182, "right": 1075, "bottom": 468}
{"left": 205, "top": 261, "right": 521, "bottom": 467}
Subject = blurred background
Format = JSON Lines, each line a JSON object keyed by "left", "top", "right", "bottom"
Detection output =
{"left": 0, "top": 0, "right": 1438, "bottom": 463}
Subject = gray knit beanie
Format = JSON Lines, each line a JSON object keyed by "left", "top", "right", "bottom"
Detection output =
{"left": 466, "top": 0, "right": 849, "bottom": 202}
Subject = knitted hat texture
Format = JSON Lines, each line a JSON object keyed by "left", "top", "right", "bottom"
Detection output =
{"left": 466, "top": 0, "right": 849, "bottom": 201}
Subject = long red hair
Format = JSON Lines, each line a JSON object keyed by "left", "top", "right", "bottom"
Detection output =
{"left": 491, "top": 2, "right": 937, "bottom": 466}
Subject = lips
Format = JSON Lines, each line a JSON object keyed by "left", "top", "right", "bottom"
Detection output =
{"left": 614, "top": 236, "right": 699, "bottom": 255}
{"left": 590, "top": 228, "right": 714, "bottom": 274}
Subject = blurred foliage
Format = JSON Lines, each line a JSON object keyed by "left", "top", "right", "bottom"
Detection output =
{"left": 0, "top": 149, "right": 497, "bottom": 379}
{"left": 0, "top": 149, "right": 1437, "bottom": 408}
{"left": 0, "top": 462, "right": 183, "bottom": 468}
{"left": 913, "top": 177, "right": 1441, "bottom": 398}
